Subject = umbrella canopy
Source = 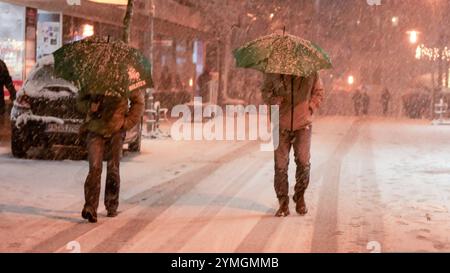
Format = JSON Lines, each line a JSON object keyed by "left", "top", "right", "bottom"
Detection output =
{"left": 53, "top": 36, "right": 153, "bottom": 98}
{"left": 233, "top": 33, "right": 332, "bottom": 77}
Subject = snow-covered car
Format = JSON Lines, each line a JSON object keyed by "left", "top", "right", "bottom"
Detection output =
{"left": 10, "top": 57, "right": 142, "bottom": 159}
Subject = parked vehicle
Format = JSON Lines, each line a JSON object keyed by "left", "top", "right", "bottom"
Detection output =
{"left": 10, "top": 59, "right": 142, "bottom": 159}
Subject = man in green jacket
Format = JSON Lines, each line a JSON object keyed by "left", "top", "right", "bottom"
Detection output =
{"left": 262, "top": 72, "right": 324, "bottom": 217}
{"left": 77, "top": 88, "right": 145, "bottom": 223}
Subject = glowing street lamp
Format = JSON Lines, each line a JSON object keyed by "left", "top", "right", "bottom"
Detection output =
{"left": 347, "top": 75, "right": 355, "bottom": 86}
{"left": 391, "top": 16, "right": 399, "bottom": 27}
{"left": 407, "top": 30, "right": 419, "bottom": 44}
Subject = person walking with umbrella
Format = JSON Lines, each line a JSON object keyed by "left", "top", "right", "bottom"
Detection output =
{"left": 234, "top": 32, "right": 331, "bottom": 217}
{"left": 262, "top": 72, "right": 324, "bottom": 216}
{"left": 52, "top": 37, "right": 152, "bottom": 223}
{"left": 77, "top": 87, "right": 145, "bottom": 223}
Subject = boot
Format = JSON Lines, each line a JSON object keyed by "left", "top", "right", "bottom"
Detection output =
{"left": 82, "top": 208, "right": 98, "bottom": 223}
{"left": 275, "top": 197, "right": 290, "bottom": 217}
{"left": 295, "top": 192, "right": 308, "bottom": 216}
{"left": 294, "top": 164, "right": 310, "bottom": 216}
{"left": 107, "top": 210, "right": 118, "bottom": 218}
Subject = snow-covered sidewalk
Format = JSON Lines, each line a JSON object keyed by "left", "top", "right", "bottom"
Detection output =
{"left": 0, "top": 116, "right": 449, "bottom": 253}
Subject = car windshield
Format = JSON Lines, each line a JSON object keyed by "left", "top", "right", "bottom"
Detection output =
{"left": 31, "top": 65, "right": 56, "bottom": 82}
{"left": 24, "top": 63, "right": 78, "bottom": 95}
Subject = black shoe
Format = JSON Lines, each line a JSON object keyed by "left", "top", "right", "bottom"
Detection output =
{"left": 82, "top": 209, "right": 98, "bottom": 223}
{"left": 275, "top": 198, "right": 290, "bottom": 217}
{"left": 106, "top": 210, "right": 118, "bottom": 218}
{"left": 295, "top": 195, "right": 308, "bottom": 216}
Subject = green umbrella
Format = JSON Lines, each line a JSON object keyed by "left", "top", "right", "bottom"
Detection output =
{"left": 53, "top": 36, "right": 153, "bottom": 98}
{"left": 233, "top": 33, "right": 332, "bottom": 77}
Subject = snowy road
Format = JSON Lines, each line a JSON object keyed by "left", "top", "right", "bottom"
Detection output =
{"left": 1, "top": 116, "right": 450, "bottom": 253}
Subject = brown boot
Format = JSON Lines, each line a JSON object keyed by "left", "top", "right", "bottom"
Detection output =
{"left": 82, "top": 208, "right": 98, "bottom": 223}
{"left": 275, "top": 197, "right": 290, "bottom": 217}
{"left": 294, "top": 163, "right": 310, "bottom": 216}
{"left": 295, "top": 192, "right": 308, "bottom": 216}
{"left": 107, "top": 210, "right": 118, "bottom": 218}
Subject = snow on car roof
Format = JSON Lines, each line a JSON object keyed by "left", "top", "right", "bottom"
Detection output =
{"left": 18, "top": 54, "right": 79, "bottom": 100}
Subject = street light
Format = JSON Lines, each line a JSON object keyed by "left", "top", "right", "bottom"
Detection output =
{"left": 407, "top": 30, "right": 419, "bottom": 44}
{"left": 347, "top": 75, "right": 355, "bottom": 86}
{"left": 391, "top": 16, "right": 399, "bottom": 27}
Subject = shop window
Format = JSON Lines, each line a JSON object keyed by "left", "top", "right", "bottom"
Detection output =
{"left": 63, "top": 15, "right": 97, "bottom": 44}
{"left": 0, "top": 2, "right": 25, "bottom": 81}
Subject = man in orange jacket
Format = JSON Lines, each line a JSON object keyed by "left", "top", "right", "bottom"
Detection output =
{"left": 262, "top": 72, "right": 324, "bottom": 217}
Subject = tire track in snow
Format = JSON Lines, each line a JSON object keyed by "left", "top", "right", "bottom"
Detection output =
{"left": 155, "top": 153, "right": 272, "bottom": 252}
{"left": 235, "top": 119, "right": 362, "bottom": 252}
{"left": 89, "top": 141, "right": 260, "bottom": 252}
{"left": 310, "top": 118, "right": 362, "bottom": 253}
{"left": 352, "top": 119, "right": 384, "bottom": 252}
{"left": 29, "top": 141, "right": 259, "bottom": 252}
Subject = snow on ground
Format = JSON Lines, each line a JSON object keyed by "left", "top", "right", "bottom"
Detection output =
{"left": 0, "top": 116, "right": 450, "bottom": 253}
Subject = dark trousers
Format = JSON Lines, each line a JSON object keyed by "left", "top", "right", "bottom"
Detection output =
{"left": 274, "top": 126, "right": 312, "bottom": 202}
{"left": 0, "top": 88, "right": 5, "bottom": 113}
{"left": 83, "top": 132, "right": 123, "bottom": 215}
{"left": 362, "top": 105, "right": 369, "bottom": 115}
{"left": 354, "top": 104, "right": 361, "bottom": 116}
{"left": 382, "top": 102, "right": 389, "bottom": 115}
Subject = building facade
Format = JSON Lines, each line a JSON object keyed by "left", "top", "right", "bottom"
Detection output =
{"left": 0, "top": 0, "right": 214, "bottom": 95}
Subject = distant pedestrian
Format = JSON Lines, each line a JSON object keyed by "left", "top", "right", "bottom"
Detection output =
{"left": 362, "top": 91, "right": 370, "bottom": 115}
{"left": 174, "top": 73, "right": 184, "bottom": 92}
{"left": 352, "top": 89, "right": 362, "bottom": 116}
{"left": 158, "top": 66, "right": 172, "bottom": 92}
{"left": 197, "top": 67, "right": 211, "bottom": 103}
{"left": 380, "top": 88, "right": 391, "bottom": 116}
{"left": 0, "top": 59, "right": 17, "bottom": 114}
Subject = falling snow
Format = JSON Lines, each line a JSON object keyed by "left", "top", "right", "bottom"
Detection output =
{"left": 1, "top": 0, "right": 450, "bottom": 254}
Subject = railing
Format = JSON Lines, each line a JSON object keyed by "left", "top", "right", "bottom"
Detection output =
{"left": 434, "top": 99, "right": 448, "bottom": 120}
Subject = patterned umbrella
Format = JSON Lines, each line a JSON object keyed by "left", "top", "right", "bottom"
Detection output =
{"left": 233, "top": 33, "right": 332, "bottom": 77}
{"left": 53, "top": 36, "right": 153, "bottom": 98}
